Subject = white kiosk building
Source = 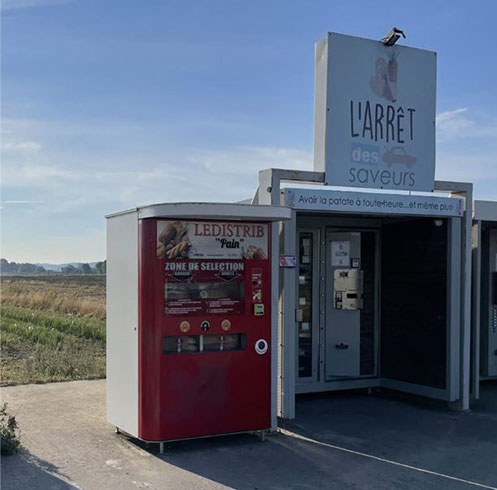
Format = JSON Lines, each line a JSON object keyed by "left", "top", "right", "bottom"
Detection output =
{"left": 252, "top": 170, "right": 472, "bottom": 419}
{"left": 252, "top": 32, "right": 474, "bottom": 418}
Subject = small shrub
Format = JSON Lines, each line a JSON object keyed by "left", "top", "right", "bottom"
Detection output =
{"left": 0, "top": 403, "right": 21, "bottom": 455}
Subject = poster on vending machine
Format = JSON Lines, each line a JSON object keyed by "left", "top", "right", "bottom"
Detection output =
{"left": 331, "top": 240, "right": 350, "bottom": 266}
{"left": 156, "top": 220, "right": 268, "bottom": 260}
{"left": 157, "top": 221, "right": 268, "bottom": 316}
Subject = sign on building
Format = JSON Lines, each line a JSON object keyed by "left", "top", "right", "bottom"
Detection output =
{"left": 284, "top": 188, "right": 464, "bottom": 217}
{"left": 314, "top": 32, "right": 437, "bottom": 192}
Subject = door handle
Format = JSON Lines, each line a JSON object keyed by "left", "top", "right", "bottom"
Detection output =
{"left": 335, "top": 342, "right": 349, "bottom": 350}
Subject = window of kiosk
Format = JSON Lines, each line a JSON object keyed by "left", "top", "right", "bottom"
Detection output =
{"left": 165, "top": 280, "right": 245, "bottom": 316}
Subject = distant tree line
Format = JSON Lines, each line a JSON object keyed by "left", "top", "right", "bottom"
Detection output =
{"left": 0, "top": 259, "right": 47, "bottom": 275}
{"left": 0, "top": 259, "right": 106, "bottom": 275}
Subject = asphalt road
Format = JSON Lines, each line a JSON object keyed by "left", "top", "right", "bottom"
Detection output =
{"left": 1, "top": 379, "right": 496, "bottom": 490}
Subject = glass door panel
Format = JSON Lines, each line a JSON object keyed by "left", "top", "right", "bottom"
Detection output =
{"left": 298, "top": 232, "right": 314, "bottom": 378}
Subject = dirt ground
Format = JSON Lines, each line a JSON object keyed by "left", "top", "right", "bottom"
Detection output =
{"left": 1, "top": 380, "right": 496, "bottom": 490}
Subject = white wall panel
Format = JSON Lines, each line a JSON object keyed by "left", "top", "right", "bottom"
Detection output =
{"left": 106, "top": 212, "right": 139, "bottom": 437}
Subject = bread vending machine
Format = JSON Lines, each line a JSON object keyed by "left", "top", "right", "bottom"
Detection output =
{"left": 106, "top": 203, "right": 290, "bottom": 449}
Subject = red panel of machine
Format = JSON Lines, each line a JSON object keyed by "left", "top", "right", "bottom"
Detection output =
{"left": 138, "top": 218, "right": 272, "bottom": 441}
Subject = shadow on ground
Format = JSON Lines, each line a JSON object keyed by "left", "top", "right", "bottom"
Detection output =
{"left": 1, "top": 448, "right": 79, "bottom": 489}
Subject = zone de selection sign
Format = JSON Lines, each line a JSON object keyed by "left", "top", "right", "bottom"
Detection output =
{"left": 314, "top": 32, "right": 436, "bottom": 192}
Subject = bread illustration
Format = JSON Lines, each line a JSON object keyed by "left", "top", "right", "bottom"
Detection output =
{"left": 157, "top": 221, "right": 191, "bottom": 259}
{"left": 244, "top": 245, "right": 267, "bottom": 260}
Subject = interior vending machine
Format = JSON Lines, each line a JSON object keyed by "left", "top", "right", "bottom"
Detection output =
{"left": 106, "top": 203, "right": 290, "bottom": 447}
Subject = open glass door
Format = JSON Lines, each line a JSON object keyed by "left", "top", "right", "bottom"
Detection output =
{"left": 296, "top": 230, "right": 319, "bottom": 382}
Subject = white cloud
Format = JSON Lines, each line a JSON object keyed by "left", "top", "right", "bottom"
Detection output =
{"left": 1, "top": 126, "right": 42, "bottom": 153}
{"left": 436, "top": 107, "right": 497, "bottom": 141}
{"left": 1, "top": 200, "right": 44, "bottom": 204}
{"left": 434, "top": 107, "right": 497, "bottom": 197}
{"left": 1, "top": 162, "right": 78, "bottom": 185}
{"left": 1, "top": 139, "right": 312, "bottom": 216}
{"left": 436, "top": 107, "right": 473, "bottom": 141}
{"left": 1, "top": 123, "right": 78, "bottom": 187}
{"left": 1, "top": 141, "right": 41, "bottom": 151}
{"left": 90, "top": 146, "right": 312, "bottom": 207}
{"left": 436, "top": 107, "right": 469, "bottom": 124}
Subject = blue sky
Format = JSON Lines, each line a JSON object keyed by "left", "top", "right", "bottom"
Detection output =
{"left": 1, "top": 0, "right": 497, "bottom": 262}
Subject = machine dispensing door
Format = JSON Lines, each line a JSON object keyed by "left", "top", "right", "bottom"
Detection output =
{"left": 325, "top": 232, "right": 362, "bottom": 378}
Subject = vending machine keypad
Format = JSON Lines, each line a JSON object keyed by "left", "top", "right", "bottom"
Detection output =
{"left": 333, "top": 269, "right": 363, "bottom": 310}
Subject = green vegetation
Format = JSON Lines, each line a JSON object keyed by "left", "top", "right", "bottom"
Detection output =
{"left": 0, "top": 276, "right": 106, "bottom": 386}
{"left": 0, "top": 403, "right": 21, "bottom": 455}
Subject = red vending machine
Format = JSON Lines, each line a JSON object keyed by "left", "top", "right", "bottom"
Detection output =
{"left": 106, "top": 203, "right": 290, "bottom": 447}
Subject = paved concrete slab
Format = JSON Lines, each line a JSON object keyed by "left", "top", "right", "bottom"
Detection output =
{"left": 1, "top": 379, "right": 496, "bottom": 490}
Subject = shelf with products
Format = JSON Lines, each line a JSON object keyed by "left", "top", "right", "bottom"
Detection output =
{"left": 297, "top": 232, "right": 314, "bottom": 379}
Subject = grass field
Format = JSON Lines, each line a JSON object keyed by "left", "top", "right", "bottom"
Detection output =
{"left": 1, "top": 276, "right": 106, "bottom": 386}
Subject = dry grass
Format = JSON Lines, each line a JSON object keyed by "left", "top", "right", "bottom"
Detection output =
{"left": 0, "top": 276, "right": 106, "bottom": 386}
{"left": 1, "top": 276, "right": 105, "bottom": 319}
